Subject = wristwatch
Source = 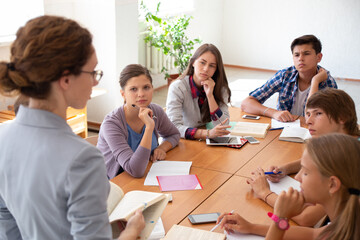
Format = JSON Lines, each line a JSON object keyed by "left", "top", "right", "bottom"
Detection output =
{"left": 267, "top": 212, "right": 290, "bottom": 230}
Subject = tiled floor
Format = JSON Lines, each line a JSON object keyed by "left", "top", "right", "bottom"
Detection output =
{"left": 152, "top": 67, "right": 360, "bottom": 124}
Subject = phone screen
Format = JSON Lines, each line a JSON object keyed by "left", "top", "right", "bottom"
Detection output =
{"left": 243, "top": 115, "right": 259, "bottom": 120}
{"left": 188, "top": 212, "right": 220, "bottom": 224}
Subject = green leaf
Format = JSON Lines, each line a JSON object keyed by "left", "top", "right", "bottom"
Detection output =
{"left": 139, "top": 1, "right": 202, "bottom": 80}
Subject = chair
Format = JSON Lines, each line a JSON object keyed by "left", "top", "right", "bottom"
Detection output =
{"left": 85, "top": 135, "right": 98, "bottom": 146}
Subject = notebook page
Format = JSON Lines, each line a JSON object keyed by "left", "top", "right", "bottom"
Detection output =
{"left": 271, "top": 119, "right": 300, "bottom": 129}
{"left": 268, "top": 175, "right": 301, "bottom": 195}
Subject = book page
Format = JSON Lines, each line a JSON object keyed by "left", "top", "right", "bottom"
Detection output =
{"left": 107, "top": 182, "right": 124, "bottom": 215}
{"left": 268, "top": 176, "right": 301, "bottom": 195}
{"left": 226, "top": 231, "right": 264, "bottom": 240}
{"left": 271, "top": 119, "right": 300, "bottom": 129}
{"left": 148, "top": 217, "right": 165, "bottom": 240}
{"left": 164, "top": 225, "right": 226, "bottom": 240}
{"left": 139, "top": 194, "right": 170, "bottom": 240}
{"left": 231, "top": 122, "right": 269, "bottom": 138}
{"left": 144, "top": 161, "right": 192, "bottom": 186}
{"left": 109, "top": 191, "right": 166, "bottom": 223}
{"left": 279, "top": 127, "right": 311, "bottom": 142}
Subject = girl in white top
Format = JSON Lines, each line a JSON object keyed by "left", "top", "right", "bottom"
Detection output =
{"left": 166, "top": 43, "right": 231, "bottom": 140}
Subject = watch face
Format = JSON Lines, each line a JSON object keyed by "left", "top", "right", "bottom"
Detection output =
{"left": 278, "top": 219, "right": 289, "bottom": 230}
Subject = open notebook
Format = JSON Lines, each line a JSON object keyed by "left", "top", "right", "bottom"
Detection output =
{"left": 279, "top": 127, "right": 311, "bottom": 143}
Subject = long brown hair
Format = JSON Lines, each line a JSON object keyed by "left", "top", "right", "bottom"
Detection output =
{"left": 180, "top": 43, "right": 231, "bottom": 122}
{"left": 306, "top": 134, "right": 360, "bottom": 240}
{"left": 0, "top": 15, "right": 93, "bottom": 99}
{"left": 306, "top": 88, "right": 359, "bottom": 136}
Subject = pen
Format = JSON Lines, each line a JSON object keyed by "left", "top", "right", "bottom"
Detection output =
{"left": 131, "top": 104, "right": 157, "bottom": 119}
{"left": 264, "top": 171, "right": 282, "bottom": 175}
{"left": 269, "top": 127, "right": 284, "bottom": 131}
{"left": 210, "top": 210, "right": 234, "bottom": 232}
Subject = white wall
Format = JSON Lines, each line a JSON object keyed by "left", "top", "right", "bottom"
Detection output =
{"left": 187, "top": 0, "right": 224, "bottom": 49}
{"left": 2, "top": 0, "right": 359, "bottom": 118}
{"left": 0, "top": 0, "right": 138, "bottom": 122}
{"left": 221, "top": 0, "right": 360, "bottom": 79}
{"left": 45, "top": 0, "right": 138, "bottom": 123}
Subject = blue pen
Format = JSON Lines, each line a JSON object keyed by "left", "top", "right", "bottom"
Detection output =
{"left": 264, "top": 171, "right": 282, "bottom": 175}
{"left": 269, "top": 127, "right": 284, "bottom": 131}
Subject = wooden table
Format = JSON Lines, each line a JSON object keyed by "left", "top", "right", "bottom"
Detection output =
{"left": 165, "top": 107, "right": 283, "bottom": 174}
{"left": 167, "top": 132, "right": 280, "bottom": 174}
{"left": 111, "top": 166, "right": 231, "bottom": 232}
{"left": 179, "top": 175, "right": 297, "bottom": 233}
{"left": 236, "top": 138, "right": 304, "bottom": 178}
{"left": 110, "top": 107, "right": 303, "bottom": 235}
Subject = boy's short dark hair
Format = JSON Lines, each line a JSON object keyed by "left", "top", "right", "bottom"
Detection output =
{"left": 291, "top": 35, "right": 322, "bottom": 54}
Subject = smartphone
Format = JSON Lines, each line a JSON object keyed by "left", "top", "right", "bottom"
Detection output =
{"left": 188, "top": 212, "right": 220, "bottom": 224}
{"left": 242, "top": 115, "right": 260, "bottom": 120}
{"left": 244, "top": 136, "right": 260, "bottom": 144}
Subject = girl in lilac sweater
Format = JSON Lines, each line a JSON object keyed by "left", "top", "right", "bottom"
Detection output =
{"left": 97, "top": 64, "right": 180, "bottom": 178}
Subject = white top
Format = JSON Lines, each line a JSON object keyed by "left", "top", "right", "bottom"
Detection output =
{"left": 166, "top": 76, "right": 230, "bottom": 138}
{"left": 291, "top": 85, "right": 310, "bottom": 116}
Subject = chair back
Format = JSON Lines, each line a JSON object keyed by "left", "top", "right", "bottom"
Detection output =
{"left": 85, "top": 135, "right": 98, "bottom": 146}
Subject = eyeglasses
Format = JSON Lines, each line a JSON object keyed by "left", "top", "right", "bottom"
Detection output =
{"left": 81, "top": 70, "right": 103, "bottom": 82}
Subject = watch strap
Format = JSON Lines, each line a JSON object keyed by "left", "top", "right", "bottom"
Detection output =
{"left": 267, "top": 212, "right": 289, "bottom": 230}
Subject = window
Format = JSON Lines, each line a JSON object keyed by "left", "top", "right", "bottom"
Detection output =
{"left": 0, "top": 0, "right": 44, "bottom": 44}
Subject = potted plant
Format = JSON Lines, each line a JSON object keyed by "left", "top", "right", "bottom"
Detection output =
{"left": 140, "top": 1, "right": 201, "bottom": 83}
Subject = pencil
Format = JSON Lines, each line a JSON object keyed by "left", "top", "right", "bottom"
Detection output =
{"left": 210, "top": 210, "right": 234, "bottom": 232}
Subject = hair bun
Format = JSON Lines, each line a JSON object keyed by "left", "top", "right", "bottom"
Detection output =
{"left": 7, "top": 62, "right": 16, "bottom": 71}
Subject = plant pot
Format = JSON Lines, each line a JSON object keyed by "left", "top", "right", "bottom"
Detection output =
{"left": 167, "top": 74, "right": 180, "bottom": 86}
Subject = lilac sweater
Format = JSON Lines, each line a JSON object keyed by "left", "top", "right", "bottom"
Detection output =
{"left": 97, "top": 103, "right": 180, "bottom": 179}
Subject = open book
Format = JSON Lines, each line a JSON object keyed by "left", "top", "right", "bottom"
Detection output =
{"left": 230, "top": 122, "right": 270, "bottom": 138}
{"left": 279, "top": 127, "right": 311, "bottom": 143}
{"left": 163, "top": 225, "right": 226, "bottom": 240}
{"left": 107, "top": 182, "right": 170, "bottom": 239}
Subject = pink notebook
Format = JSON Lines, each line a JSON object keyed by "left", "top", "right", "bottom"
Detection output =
{"left": 156, "top": 175, "right": 203, "bottom": 192}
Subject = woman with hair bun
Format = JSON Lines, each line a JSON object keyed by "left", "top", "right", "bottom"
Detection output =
{"left": 0, "top": 15, "right": 144, "bottom": 239}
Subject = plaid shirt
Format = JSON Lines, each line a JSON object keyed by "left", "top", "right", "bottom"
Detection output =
{"left": 185, "top": 76, "right": 223, "bottom": 139}
{"left": 249, "top": 65, "right": 337, "bottom": 115}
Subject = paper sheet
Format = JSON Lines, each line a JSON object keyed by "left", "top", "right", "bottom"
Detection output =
{"left": 144, "top": 161, "right": 192, "bottom": 186}
{"left": 225, "top": 231, "right": 264, "bottom": 240}
{"left": 147, "top": 217, "right": 165, "bottom": 240}
{"left": 268, "top": 175, "right": 301, "bottom": 195}
{"left": 271, "top": 118, "right": 300, "bottom": 129}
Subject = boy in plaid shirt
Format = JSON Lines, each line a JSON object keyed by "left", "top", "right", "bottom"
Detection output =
{"left": 241, "top": 35, "right": 337, "bottom": 122}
